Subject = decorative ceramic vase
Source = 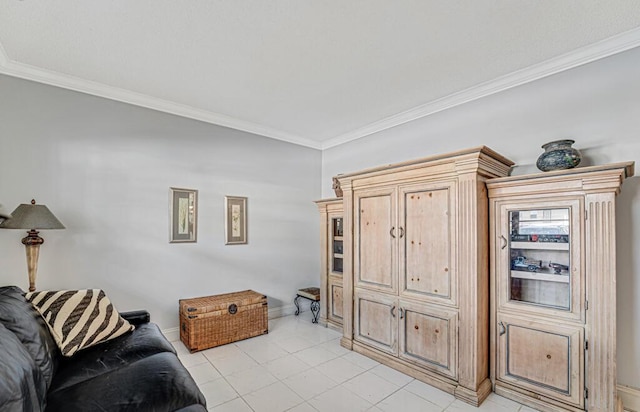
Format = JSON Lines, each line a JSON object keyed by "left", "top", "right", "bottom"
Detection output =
{"left": 536, "top": 139, "right": 581, "bottom": 172}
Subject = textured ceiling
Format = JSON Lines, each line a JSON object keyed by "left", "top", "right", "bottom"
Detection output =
{"left": 1, "top": 1, "right": 640, "bottom": 149}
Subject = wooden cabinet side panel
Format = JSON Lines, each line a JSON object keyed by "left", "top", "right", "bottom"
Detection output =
{"left": 318, "top": 204, "right": 330, "bottom": 325}
{"left": 456, "top": 177, "right": 489, "bottom": 391}
{"left": 585, "top": 193, "right": 618, "bottom": 412}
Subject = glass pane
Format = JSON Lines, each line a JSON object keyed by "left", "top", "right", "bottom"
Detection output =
{"left": 331, "top": 217, "right": 343, "bottom": 274}
{"left": 333, "top": 218, "right": 343, "bottom": 237}
{"left": 509, "top": 208, "right": 571, "bottom": 310}
{"left": 332, "top": 257, "right": 343, "bottom": 273}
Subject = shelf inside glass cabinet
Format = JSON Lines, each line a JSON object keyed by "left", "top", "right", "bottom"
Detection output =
{"left": 509, "top": 208, "right": 571, "bottom": 310}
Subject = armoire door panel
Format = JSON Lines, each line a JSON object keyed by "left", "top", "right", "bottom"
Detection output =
{"left": 355, "top": 189, "right": 397, "bottom": 292}
{"left": 399, "top": 301, "right": 457, "bottom": 379}
{"left": 400, "top": 182, "right": 456, "bottom": 303}
{"left": 497, "top": 314, "right": 583, "bottom": 408}
{"left": 354, "top": 290, "right": 397, "bottom": 355}
{"left": 329, "top": 282, "right": 343, "bottom": 321}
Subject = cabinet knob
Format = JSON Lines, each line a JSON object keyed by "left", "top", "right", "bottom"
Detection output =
{"left": 499, "top": 321, "right": 506, "bottom": 336}
{"left": 500, "top": 235, "right": 508, "bottom": 250}
{"left": 390, "top": 227, "right": 396, "bottom": 238}
{"left": 390, "top": 305, "right": 396, "bottom": 318}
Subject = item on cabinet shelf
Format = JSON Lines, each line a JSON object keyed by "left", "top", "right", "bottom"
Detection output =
{"left": 179, "top": 290, "right": 268, "bottom": 352}
{"left": 510, "top": 233, "right": 569, "bottom": 243}
{"left": 536, "top": 139, "right": 581, "bottom": 172}
{"left": 549, "top": 262, "right": 569, "bottom": 274}
{"left": 510, "top": 256, "right": 542, "bottom": 272}
{"left": 332, "top": 176, "right": 343, "bottom": 197}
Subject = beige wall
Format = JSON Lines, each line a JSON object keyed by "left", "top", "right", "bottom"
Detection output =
{"left": 0, "top": 74, "right": 322, "bottom": 330}
{"left": 322, "top": 47, "right": 640, "bottom": 388}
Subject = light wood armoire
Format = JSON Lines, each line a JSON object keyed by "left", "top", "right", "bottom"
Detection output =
{"left": 337, "top": 147, "right": 514, "bottom": 406}
{"left": 487, "top": 162, "right": 634, "bottom": 412}
{"left": 315, "top": 198, "right": 344, "bottom": 331}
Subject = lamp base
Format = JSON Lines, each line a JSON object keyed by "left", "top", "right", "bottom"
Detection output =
{"left": 22, "top": 230, "right": 44, "bottom": 292}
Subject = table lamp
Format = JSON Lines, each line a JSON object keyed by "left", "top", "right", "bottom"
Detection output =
{"left": 0, "top": 199, "right": 65, "bottom": 291}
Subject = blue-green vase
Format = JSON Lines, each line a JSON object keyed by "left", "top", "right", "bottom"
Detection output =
{"left": 536, "top": 139, "right": 581, "bottom": 172}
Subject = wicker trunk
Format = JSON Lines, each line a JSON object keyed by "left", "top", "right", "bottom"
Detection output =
{"left": 179, "top": 290, "right": 268, "bottom": 352}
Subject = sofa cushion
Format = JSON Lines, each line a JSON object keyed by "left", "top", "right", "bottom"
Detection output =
{"left": 0, "top": 286, "right": 59, "bottom": 388}
{"left": 46, "top": 352, "right": 207, "bottom": 412}
{"left": 26, "top": 289, "right": 134, "bottom": 356}
{"left": 0, "top": 322, "right": 47, "bottom": 412}
{"left": 48, "top": 322, "right": 177, "bottom": 393}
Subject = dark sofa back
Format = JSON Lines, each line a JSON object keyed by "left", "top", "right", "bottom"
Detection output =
{"left": 0, "top": 286, "right": 61, "bottom": 411}
{"left": 0, "top": 322, "right": 48, "bottom": 411}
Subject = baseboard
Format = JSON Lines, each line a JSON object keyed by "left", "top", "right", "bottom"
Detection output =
{"left": 163, "top": 327, "right": 180, "bottom": 343}
{"left": 268, "top": 304, "right": 297, "bottom": 319}
{"left": 619, "top": 385, "right": 640, "bottom": 412}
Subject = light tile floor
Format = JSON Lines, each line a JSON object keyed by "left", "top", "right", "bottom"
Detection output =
{"left": 171, "top": 312, "right": 539, "bottom": 412}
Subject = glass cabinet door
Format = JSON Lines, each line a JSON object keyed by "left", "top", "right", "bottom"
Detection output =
{"left": 331, "top": 217, "right": 343, "bottom": 274}
{"left": 509, "top": 208, "right": 571, "bottom": 310}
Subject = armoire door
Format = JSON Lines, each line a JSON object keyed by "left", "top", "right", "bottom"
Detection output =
{"left": 354, "top": 188, "right": 397, "bottom": 293}
{"left": 328, "top": 281, "right": 343, "bottom": 322}
{"left": 398, "top": 300, "right": 458, "bottom": 379}
{"left": 496, "top": 313, "right": 584, "bottom": 408}
{"left": 354, "top": 289, "right": 398, "bottom": 355}
{"left": 399, "top": 181, "right": 457, "bottom": 304}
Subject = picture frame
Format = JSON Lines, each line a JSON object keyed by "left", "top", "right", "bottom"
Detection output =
{"left": 225, "top": 196, "right": 247, "bottom": 245}
{"left": 169, "top": 187, "right": 198, "bottom": 243}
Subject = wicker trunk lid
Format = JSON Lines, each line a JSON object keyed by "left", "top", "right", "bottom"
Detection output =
{"left": 179, "top": 290, "right": 268, "bottom": 352}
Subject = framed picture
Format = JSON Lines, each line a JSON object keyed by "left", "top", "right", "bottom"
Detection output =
{"left": 169, "top": 188, "right": 198, "bottom": 243}
{"left": 225, "top": 196, "right": 247, "bottom": 245}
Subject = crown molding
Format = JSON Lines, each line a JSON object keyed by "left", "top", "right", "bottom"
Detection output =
{"left": 0, "top": 46, "right": 322, "bottom": 150}
{"left": 321, "top": 27, "right": 640, "bottom": 150}
{"left": 2, "top": 27, "right": 640, "bottom": 151}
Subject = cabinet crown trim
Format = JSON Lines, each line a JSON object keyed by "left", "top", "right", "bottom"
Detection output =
{"left": 336, "top": 146, "right": 514, "bottom": 183}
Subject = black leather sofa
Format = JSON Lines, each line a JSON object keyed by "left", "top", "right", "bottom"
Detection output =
{"left": 0, "top": 286, "right": 207, "bottom": 412}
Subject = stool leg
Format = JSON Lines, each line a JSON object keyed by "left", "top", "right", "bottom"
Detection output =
{"left": 311, "top": 300, "right": 320, "bottom": 323}
{"left": 294, "top": 295, "right": 301, "bottom": 316}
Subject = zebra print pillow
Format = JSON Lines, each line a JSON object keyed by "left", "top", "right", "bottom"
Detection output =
{"left": 25, "top": 289, "right": 134, "bottom": 357}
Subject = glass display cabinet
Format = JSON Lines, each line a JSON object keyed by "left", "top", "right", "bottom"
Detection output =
{"left": 488, "top": 162, "right": 634, "bottom": 412}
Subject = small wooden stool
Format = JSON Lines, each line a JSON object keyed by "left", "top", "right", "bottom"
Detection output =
{"left": 294, "top": 287, "right": 320, "bottom": 323}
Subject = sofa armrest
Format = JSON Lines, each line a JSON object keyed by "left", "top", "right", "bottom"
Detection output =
{"left": 120, "top": 310, "right": 150, "bottom": 326}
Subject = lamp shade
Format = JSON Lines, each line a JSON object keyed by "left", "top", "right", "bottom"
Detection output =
{"left": 0, "top": 200, "right": 65, "bottom": 230}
